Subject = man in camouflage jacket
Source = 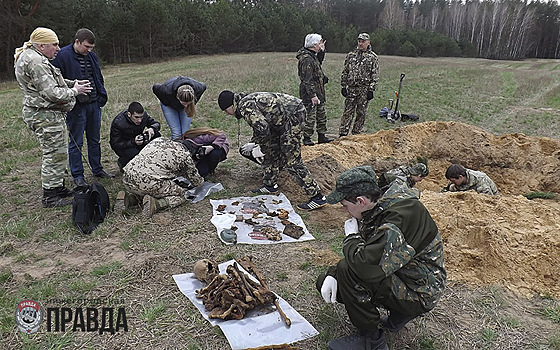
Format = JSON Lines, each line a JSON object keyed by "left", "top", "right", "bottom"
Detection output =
{"left": 122, "top": 137, "right": 203, "bottom": 217}
{"left": 317, "top": 166, "right": 446, "bottom": 350}
{"left": 340, "top": 33, "right": 379, "bottom": 136}
{"left": 443, "top": 163, "right": 499, "bottom": 195}
{"left": 14, "top": 27, "right": 92, "bottom": 208}
{"left": 296, "top": 33, "right": 332, "bottom": 146}
{"left": 377, "top": 163, "right": 429, "bottom": 190}
{"left": 218, "top": 90, "right": 328, "bottom": 211}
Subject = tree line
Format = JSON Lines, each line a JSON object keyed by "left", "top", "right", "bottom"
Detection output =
{"left": 2, "top": 0, "right": 559, "bottom": 78}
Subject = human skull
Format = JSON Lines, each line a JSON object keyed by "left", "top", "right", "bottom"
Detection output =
{"left": 193, "top": 259, "right": 219, "bottom": 283}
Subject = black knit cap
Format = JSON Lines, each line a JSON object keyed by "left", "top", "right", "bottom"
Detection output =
{"left": 218, "top": 90, "right": 235, "bottom": 110}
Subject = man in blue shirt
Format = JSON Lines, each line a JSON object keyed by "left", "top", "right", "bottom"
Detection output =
{"left": 52, "top": 28, "right": 112, "bottom": 187}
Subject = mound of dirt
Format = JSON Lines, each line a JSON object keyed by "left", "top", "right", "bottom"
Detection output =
{"left": 298, "top": 121, "right": 560, "bottom": 297}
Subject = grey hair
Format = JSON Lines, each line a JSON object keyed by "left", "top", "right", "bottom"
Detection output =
{"left": 304, "top": 33, "right": 322, "bottom": 48}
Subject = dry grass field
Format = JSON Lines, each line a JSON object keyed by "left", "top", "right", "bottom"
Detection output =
{"left": 1, "top": 52, "right": 559, "bottom": 349}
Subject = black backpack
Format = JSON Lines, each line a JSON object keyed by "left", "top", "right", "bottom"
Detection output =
{"left": 72, "top": 182, "right": 110, "bottom": 234}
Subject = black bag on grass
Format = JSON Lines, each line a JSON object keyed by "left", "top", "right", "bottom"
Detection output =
{"left": 72, "top": 182, "right": 110, "bottom": 234}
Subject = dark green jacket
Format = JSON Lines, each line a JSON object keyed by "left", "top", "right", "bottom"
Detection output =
{"left": 341, "top": 181, "right": 446, "bottom": 309}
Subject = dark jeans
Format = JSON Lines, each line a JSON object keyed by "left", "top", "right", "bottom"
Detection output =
{"left": 66, "top": 101, "right": 103, "bottom": 178}
{"left": 196, "top": 148, "right": 226, "bottom": 178}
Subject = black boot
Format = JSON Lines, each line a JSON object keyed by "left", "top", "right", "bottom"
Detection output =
{"left": 328, "top": 328, "right": 388, "bottom": 350}
{"left": 302, "top": 136, "right": 314, "bottom": 146}
{"left": 54, "top": 186, "right": 73, "bottom": 198}
{"left": 42, "top": 188, "right": 73, "bottom": 208}
{"left": 380, "top": 309, "right": 419, "bottom": 332}
{"left": 318, "top": 133, "right": 333, "bottom": 144}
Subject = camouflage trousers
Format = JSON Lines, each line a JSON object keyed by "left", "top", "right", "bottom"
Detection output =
{"left": 22, "top": 108, "right": 69, "bottom": 190}
{"left": 316, "top": 259, "right": 432, "bottom": 330}
{"left": 302, "top": 101, "right": 327, "bottom": 138}
{"left": 339, "top": 86, "right": 370, "bottom": 136}
{"left": 260, "top": 122, "right": 321, "bottom": 197}
{"left": 122, "top": 171, "right": 186, "bottom": 208}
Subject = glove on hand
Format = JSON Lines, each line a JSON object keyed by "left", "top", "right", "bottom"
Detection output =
{"left": 367, "top": 90, "right": 374, "bottom": 100}
{"left": 320, "top": 276, "right": 338, "bottom": 303}
{"left": 341, "top": 87, "right": 348, "bottom": 97}
{"left": 344, "top": 217, "right": 359, "bottom": 236}
{"left": 202, "top": 145, "right": 213, "bottom": 155}
{"left": 252, "top": 145, "right": 265, "bottom": 164}
{"left": 240, "top": 142, "right": 255, "bottom": 156}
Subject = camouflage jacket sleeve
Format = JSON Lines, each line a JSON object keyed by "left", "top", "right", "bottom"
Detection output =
{"left": 467, "top": 170, "right": 499, "bottom": 195}
{"left": 369, "top": 52, "right": 379, "bottom": 91}
{"left": 177, "top": 148, "right": 204, "bottom": 187}
{"left": 340, "top": 52, "right": 352, "bottom": 87}
{"left": 342, "top": 221, "right": 414, "bottom": 285}
{"left": 237, "top": 99, "right": 270, "bottom": 145}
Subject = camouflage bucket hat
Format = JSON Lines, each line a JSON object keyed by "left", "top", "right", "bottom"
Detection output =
{"left": 326, "top": 165, "right": 379, "bottom": 204}
{"left": 409, "top": 163, "right": 429, "bottom": 177}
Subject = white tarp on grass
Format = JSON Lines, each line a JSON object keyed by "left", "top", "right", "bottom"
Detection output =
{"left": 210, "top": 193, "right": 314, "bottom": 245}
{"left": 173, "top": 260, "right": 319, "bottom": 350}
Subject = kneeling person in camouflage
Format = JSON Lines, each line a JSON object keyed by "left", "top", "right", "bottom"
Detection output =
{"left": 218, "top": 90, "right": 327, "bottom": 211}
{"left": 318, "top": 166, "right": 446, "bottom": 350}
{"left": 122, "top": 137, "right": 203, "bottom": 217}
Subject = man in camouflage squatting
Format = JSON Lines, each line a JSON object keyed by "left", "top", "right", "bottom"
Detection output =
{"left": 296, "top": 33, "right": 333, "bottom": 146}
{"left": 122, "top": 137, "right": 203, "bottom": 217}
{"left": 442, "top": 163, "right": 498, "bottom": 195}
{"left": 318, "top": 165, "right": 446, "bottom": 350}
{"left": 14, "top": 27, "right": 92, "bottom": 208}
{"left": 339, "top": 33, "right": 379, "bottom": 136}
{"left": 217, "top": 90, "right": 328, "bottom": 211}
{"left": 377, "top": 163, "right": 429, "bottom": 190}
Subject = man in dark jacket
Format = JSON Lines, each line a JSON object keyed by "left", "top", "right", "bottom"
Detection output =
{"left": 296, "top": 33, "right": 332, "bottom": 146}
{"left": 218, "top": 90, "right": 328, "bottom": 211}
{"left": 318, "top": 166, "right": 446, "bottom": 350}
{"left": 52, "top": 28, "right": 112, "bottom": 187}
{"left": 110, "top": 102, "right": 161, "bottom": 171}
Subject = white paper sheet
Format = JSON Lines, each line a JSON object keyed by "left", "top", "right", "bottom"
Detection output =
{"left": 209, "top": 193, "right": 314, "bottom": 245}
{"left": 173, "top": 260, "right": 319, "bottom": 350}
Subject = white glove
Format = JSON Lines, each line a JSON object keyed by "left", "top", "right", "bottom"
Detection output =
{"left": 240, "top": 142, "right": 255, "bottom": 156}
{"left": 201, "top": 145, "right": 214, "bottom": 155}
{"left": 251, "top": 145, "right": 265, "bottom": 164}
{"left": 320, "top": 276, "right": 338, "bottom": 303}
{"left": 344, "top": 217, "right": 359, "bottom": 236}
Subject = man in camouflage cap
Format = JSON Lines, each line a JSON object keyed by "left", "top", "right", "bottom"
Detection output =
{"left": 442, "top": 163, "right": 498, "bottom": 195}
{"left": 339, "top": 33, "right": 379, "bottom": 137}
{"left": 14, "top": 27, "right": 92, "bottom": 207}
{"left": 317, "top": 165, "right": 446, "bottom": 350}
{"left": 218, "top": 90, "right": 327, "bottom": 211}
{"left": 377, "top": 162, "right": 429, "bottom": 190}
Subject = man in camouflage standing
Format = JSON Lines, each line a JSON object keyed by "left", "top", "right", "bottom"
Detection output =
{"left": 318, "top": 165, "right": 446, "bottom": 350}
{"left": 296, "top": 33, "right": 332, "bottom": 146}
{"left": 339, "top": 33, "right": 379, "bottom": 137}
{"left": 14, "top": 27, "right": 92, "bottom": 207}
{"left": 217, "top": 90, "right": 328, "bottom": 211}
